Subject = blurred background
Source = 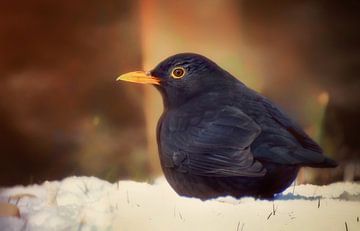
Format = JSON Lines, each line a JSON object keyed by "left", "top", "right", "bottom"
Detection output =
{"left": 0, "top": 0, "right": 359, "bottom": 186}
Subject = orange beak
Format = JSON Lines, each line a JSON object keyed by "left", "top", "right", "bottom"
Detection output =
{"left": 116, "top": 71, "right": 160, "bottom": 85}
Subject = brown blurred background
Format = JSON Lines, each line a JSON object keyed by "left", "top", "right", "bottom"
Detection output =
{"left": 0, "top": 0, "right": 359, "bottom": 186}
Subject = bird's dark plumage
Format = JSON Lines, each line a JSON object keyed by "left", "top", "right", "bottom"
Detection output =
{"left": 118, "top": 53, "right": 337, "bottom": 200}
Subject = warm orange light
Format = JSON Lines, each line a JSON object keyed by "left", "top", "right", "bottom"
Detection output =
{"left": 317, "top": 91, "right": 330, "bottom": 106}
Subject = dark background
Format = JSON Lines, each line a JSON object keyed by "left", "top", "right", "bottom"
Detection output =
{"left": 0, "top": 0, "right": 359, "bottom": 186}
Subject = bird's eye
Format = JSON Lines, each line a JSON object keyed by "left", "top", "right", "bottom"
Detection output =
{"left": 171, "top": 67, "right": 186, "bottom": 79}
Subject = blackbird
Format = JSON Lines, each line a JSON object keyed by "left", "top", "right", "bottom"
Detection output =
{"left": 117, "top": 53, "right": 337, "bottom": 199}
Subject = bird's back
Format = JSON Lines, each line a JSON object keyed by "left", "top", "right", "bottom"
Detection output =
{"left": 233, "top": 86, "right": 336, "bottom": 168}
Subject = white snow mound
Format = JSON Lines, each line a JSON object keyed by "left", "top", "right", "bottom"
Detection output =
{"left": 0, "top": 176, "right": 359, "bottom": 231}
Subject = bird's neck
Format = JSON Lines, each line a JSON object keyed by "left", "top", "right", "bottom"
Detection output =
{"left": 156, "top": 87, "right": 198, "bottom": 109}
{"left": 156, "top": 84, "right": 235, "bottom": 110}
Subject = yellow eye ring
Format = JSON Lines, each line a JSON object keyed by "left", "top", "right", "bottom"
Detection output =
{"left": 171, "top": 67, "right": 186, "bottom": 79}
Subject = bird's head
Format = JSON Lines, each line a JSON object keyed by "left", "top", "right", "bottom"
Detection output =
{"left": 117, "top": 53, "right": 237, "bottom": 108}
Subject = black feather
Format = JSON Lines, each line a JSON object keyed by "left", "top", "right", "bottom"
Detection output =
{"left": 124, "top": 53, "right": 337, "bottom": 199}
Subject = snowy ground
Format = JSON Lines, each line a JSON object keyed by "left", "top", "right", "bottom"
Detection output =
{"left": 0, "top": 176, "right": 359, "bottom": 231}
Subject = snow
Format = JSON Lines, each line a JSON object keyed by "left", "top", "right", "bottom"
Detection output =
{"left": 0, "top": 176, "right": 359, "bottom": 231}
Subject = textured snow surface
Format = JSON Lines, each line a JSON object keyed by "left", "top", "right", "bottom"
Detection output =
{"left": 0, "top": 176, "right": 359, "bottom": 231}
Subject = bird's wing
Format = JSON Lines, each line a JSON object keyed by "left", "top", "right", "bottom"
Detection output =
{"left": 251, "top": 98, "right": 336, "bottom": 167}
{"left": 162, "top": 105, "right": 266, "bottom": 177}
{"left": 262, "top": 99, "right": 323, "bottom": 153}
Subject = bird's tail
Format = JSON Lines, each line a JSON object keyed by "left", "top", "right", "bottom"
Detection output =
{"left": 306, "top": 156, "right": 338, "bottom": 168}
